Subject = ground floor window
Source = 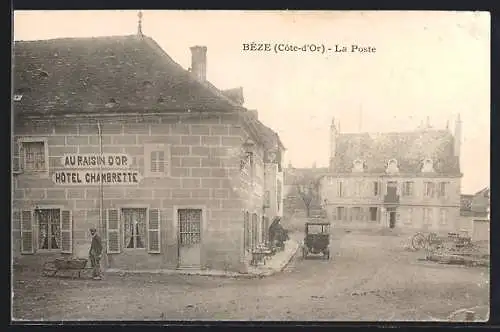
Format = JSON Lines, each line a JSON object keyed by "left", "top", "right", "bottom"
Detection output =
{"left": 336, "top": 207, "right": 345, "bottom": 221}
{"left": 423, "top": 208, "right": 432, "bottom": 225}
{"left": 37, "top": 209, "right": 61, "bottom": 250}
{"left": 251, "top": 213, "right": 258, "bottom": 250}
{"left": 404, "top": 208, "right": 413, "bottom": 224}
{"left": 351, "top": 207, "right": 362, "bottom": 221}
{"left": 439, "top": 209, "right": 448, "bottom": 225}
{"left": 122, "top": 208, "right": 146, "bottom": 249}
{"left": 244, "top": 211, "right": 251, "bottom": 252}
{"left": 14, "top": 208, "right": 73, "bottom": 254}
{"left": 178, "top": 209, "right": 202, "bottom": 246}
{"left": 369, "top": 207, "right": 378, "bottom": 222}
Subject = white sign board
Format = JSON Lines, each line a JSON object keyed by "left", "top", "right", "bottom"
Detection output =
{"left": 61, "top": 153, "right": 131, "bottom": 169}
{"left": 53, "top": 153, "right": 142, "bottom": 185}
{"left": 52, "top": 171, "right": 142, "bottom": 185}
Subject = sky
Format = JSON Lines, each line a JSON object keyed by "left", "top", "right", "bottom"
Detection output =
{"left": 13, "top": 10, "right": 490, "bottom": 194}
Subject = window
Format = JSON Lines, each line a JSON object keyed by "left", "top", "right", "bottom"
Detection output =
{"left": 38, "top": 209, "right": 61, "bottom": 250}
{"left": 387, "top": 181, "right": 398, "bottom": 197}
{"left": 423, "top": 208, "right": 432, "bottom": 225}
{"left": 19, "top": 138, "right": 49, "bottom": 173}
{"left": 424, "top": 182, "right": 435, "bottom": 197}
{"left": 402, "top": 181, "right": 414, "bottom": 197}
{"left": 178, "top": 209, "right": 201, "bottom": 249}
{"left": 386, "top": 159, "right": 399, "bottom": 173}
{"left": 144, "top": 144, "right": 170, "bottom": 177}
{"left": 353, "top": 181, "right": 362, "bottom": 197}
{"left": 405, "top": 208, "right": 413, "bottom": 224}
{"left": 369, "top": 207, "right": 378, "bottom": 222}
{"left": 373, "top": 181, "right": 380, "bottom": 196}
{"left": 337, "top": 181, "right": 344, "bottom": 197}
{"left": 277, "top": 180, "right": 282, "bottom": 212}
{"left": 122, "top": 208, "right": 146, "bottom": 249}
{"left": 440, "top": 209, "right": 448, "bottom": 225}
{"left": 336, "top": 207, "right": 345, "bottom": 221}
{"left": 244, "top": 211, "right": 251, "bottom": 252}
{"left": 252, "top": 213, "right": 258, "bottom": 249}
{"left": 351, "top": 207, "right": 362, "bottom": 221}
{"left": 14, "top": 208, "right": 73, "bottom": 254}
{"left": 438, "top": 182, "right": 448, "bottom": 198}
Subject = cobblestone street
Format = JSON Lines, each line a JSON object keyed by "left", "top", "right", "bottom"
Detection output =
{"left": 12, "top": 230, "right": 489, "bottom": 322}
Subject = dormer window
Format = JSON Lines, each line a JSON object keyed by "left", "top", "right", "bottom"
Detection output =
{"left": 352, "top": 159, "right": 365, "bottom": 173}
{"left": 386, "top": 159, "right": 399, "bottom": 173}
{"left": 13, "top": 94, "right": 23, "bottom": 102}
{"left": 421, "top": 158, "right": 435, "bottom": 173}
{"left": 105, "top": 98, "right": 118, "bottom": 108}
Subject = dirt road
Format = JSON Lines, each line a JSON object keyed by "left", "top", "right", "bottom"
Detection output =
{"left": 12, "top": 231, "right": 489, "bottom": 321}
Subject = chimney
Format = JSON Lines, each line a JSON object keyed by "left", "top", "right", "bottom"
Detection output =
{"left": 190, "top": 46, "right": 207, "bottom": 82}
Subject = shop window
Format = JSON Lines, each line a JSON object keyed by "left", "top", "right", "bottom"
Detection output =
{"left": 144, "top": 144, "right": 170, "bottom": 177}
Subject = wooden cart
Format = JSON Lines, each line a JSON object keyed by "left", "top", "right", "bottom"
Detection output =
{"left": 43, "top": 258, "right": 89, "bottom": 278}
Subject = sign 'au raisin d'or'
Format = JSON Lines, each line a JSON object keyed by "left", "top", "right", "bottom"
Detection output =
{"left": 52, "top": 153, "right": 142, "bottom": 185}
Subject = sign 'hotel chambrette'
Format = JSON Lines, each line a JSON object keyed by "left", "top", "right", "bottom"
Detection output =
{"left": 52, "top": 153, "right": 142, "bottom": 185}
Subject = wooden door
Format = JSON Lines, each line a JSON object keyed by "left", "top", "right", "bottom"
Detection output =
{"left": 178, "top": 209, "right": 202, "bottom": 268}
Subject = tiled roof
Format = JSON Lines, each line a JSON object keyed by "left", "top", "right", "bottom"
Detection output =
{"left": 333, "top": 129, "right": 460, "bottom": 175}
{"left": 13, "top": 35, "right": 242, "bottom": 115}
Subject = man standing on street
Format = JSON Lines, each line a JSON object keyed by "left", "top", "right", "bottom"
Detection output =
{"left": 89, "top": 228, "right": 103, "bottom": 280}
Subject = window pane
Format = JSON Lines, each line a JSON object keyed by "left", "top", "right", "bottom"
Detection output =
{"left": 24, "top": 142, "right": 45, "bottom": 171}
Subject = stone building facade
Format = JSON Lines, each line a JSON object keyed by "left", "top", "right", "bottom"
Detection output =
{"left": 319, "top": 117, "right": 463, "bottom": 233}
{"left": 12, "top": 33, "right": 284, "bottom": 273}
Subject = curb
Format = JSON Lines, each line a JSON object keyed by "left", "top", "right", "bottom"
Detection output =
{"left": 105, "top": 241, "right": 303, "bottom": 280}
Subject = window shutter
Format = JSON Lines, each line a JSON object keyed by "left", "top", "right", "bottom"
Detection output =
{"left": 20, "top": 210, "right": 34, "bottom": 254}
{"left": 147, "top": 208, "right": 161, "bottom": 253}
{"left": 13, "top": 141, "right": 22, "bottom": 173}
{"left": 106, "top": 209, "right": 120, "bottom": 254}
{"left": 61, "top": 210, "right": 73, "bottom": 254}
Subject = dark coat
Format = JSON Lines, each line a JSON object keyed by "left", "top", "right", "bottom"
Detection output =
{"left": 90, "top": 234, "right": 103, "bottom": 257}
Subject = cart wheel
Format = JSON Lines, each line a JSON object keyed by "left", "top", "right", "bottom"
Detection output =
{"left": 411, "top": 233, "right": 426, "bottom": 250}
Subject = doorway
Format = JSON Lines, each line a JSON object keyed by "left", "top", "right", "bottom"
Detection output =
{"left": 178, "top": 209, "right": 202, "bottom": 268}
{"left": 389, "top": 211, "right": 396, "bottom": 228}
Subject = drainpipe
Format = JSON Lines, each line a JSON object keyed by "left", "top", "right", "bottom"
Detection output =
{"left": 96, "top": 121, "right": 106, "bottom": 266}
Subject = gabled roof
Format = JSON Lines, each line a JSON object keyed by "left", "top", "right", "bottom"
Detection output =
{"left": 333, "top": 129, "right": 460, "bottom": 175}
{"left": 13, "top": 35, "right": 243, "bottom": 115}
{"left": 474, "top": 187, "right": 490, "bottom": 197}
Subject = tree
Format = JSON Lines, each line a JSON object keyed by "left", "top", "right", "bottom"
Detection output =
{"left": 295, "top": 174, "right": 319, "bottom": 218}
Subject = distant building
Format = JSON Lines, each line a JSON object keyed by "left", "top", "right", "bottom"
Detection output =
{"left": 461, "top": 187, "right": 490, "bottom": 218}
{"left": 12, "top": 31, "right": 284, "bottom": 273}
{"left": 318, "top": 116, "right": 463, "bottom": 233}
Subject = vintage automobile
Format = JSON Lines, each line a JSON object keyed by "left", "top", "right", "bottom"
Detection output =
{"left": 302, "top": 221, "right": 331, "bottom": 259}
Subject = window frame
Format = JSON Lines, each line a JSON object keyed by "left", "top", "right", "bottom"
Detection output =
{"left": 402, "top": 181, "right": 414, "bottom": 197}
{"left": 424, "top": 182, "right": 435, "bottom": 198}
{"left": 369, "top": 207, "right": 378, "bottom": 222}
{"left": 437, "top": 182, "right": 448, "bottom": 198}
{"left": 439, "top": 208, "right": 448, "bottom": 225}
{"left": 120, "top": 205, "right": 149, "bottom": 251}
{"left": 144, "top": 143, "right": 170, "bottom": 178}
{"left": 18, "top": 137, "right": 50, "bottom": 177}
{"left": 32, "top": 205, "right": 66, "bottom": 253}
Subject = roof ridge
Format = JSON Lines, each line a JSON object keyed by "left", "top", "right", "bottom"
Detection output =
{"left": 14, "top": 34, "right": 139, "bottom": 43}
